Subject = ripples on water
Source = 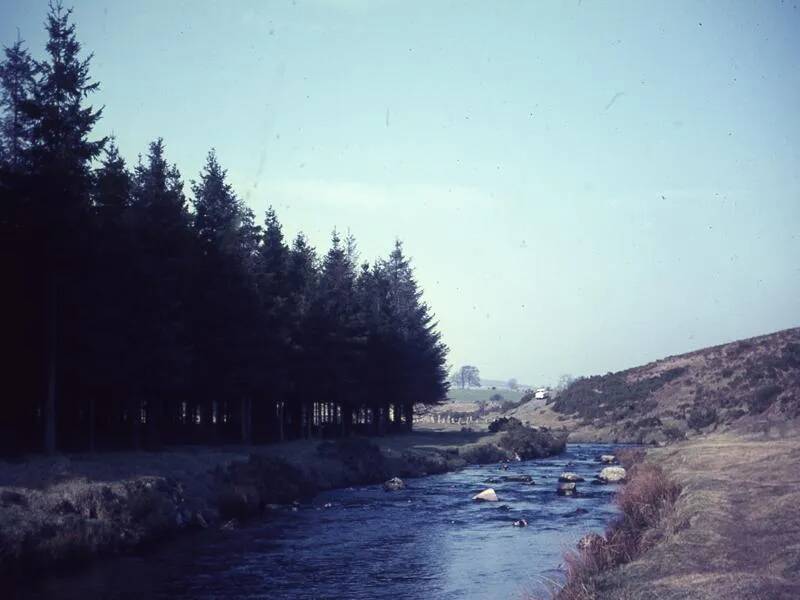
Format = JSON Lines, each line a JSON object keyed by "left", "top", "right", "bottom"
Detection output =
{"left": 18, "top": 443, "right": 624, "bottom": 600}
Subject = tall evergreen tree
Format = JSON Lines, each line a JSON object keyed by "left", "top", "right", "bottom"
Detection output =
{"left": 0, "top": 34, "right": 37, "bottom": 453}
{"left": 126, "top": 139, "right": 193, "bottom": 448}
{"left": 27, "top": 2, "right": 106, "bottom": 453}
{"left": 190, "top": 149, "right": 262, "bottom": 443}
{"left": 92, "top": 139, "right": 130, "bottom": 223}
{"left": 0, "top": 34, "right": 36, "bottom": 172}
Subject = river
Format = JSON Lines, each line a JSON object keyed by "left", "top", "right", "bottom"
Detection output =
{"left": 17, "top": 443, "right": 623, "bottom": 600}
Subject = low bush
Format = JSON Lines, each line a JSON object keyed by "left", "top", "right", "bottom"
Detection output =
{"left": 488, "top": 416, "right": 522, "bottom": 433}
{"left": 540, "top": 455, "right": 681, "bottom": 600}
{"left": 615, "top": 447, "right": 645, "bottom": 469}
{"left": 748, "top": 384, "right": 782, "bottom": 414}
{"left": 498, "top": 426, "right": 567, "bottom": 460}
{"left": 687, "top": 406, "right": 717, "bottom": 431}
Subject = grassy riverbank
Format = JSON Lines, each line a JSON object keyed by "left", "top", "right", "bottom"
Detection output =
{"left": 543, "top": 425, "right": 800, "bottom": 599}
{"left": 0, "top": 423, "right": 566, "bottom": 578}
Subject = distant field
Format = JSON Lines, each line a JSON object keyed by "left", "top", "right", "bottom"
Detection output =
{"left": 446, "top": 387, "right": 527, "bottom": 404}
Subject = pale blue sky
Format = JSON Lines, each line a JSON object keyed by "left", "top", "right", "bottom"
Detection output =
{"left": 3, "top": 1, "right": 799, "bottom": 384}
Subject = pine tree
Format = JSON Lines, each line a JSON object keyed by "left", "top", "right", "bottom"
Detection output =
{"left": 27, "top": 2, "right": 106, "bottom": 453}
{"left": 380, "top": 240, "right": 448, "bottom": 429}
{"left": 93, "top": 139, "right": 130, "bottom": 224}
{"left": 0, "top": 34, "right": 36, "bottom": 173}
{"left": 190, "top": 149, "right": 262, "bottom": 443}
{"left": 126, "top": 139, "right": 193, "bottom": 448}
{"left": 286, "top": 233, "right": 319, "bottom": 438}
{"left": 0, "top": 35, "right": 37, "bottom": 453}
{"left": 192, "top": 149, "right": 241, "bottom": 252}
{"left": 82, "top": 139, "right": 133, "bottom": 450}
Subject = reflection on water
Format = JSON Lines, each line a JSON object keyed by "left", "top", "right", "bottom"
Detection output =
{"left": 17, "top": 444, "right": 624, "bottom": 600}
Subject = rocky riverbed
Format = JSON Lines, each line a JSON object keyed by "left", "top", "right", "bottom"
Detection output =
{"left": 0, "top": 423, "right": 566, "bottom": 578}
{"left": 11, "top": 442, "right": 623, "bottom": 600}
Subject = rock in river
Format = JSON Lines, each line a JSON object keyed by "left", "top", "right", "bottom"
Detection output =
{"left": 473, "top": 488, "right": 499, "bottom": 502}
{"left": 558, "top": 472, "right": 585, "bottom": 483}
{"left": 383, "top": 477, "right": 405, "bottom": 492}
{"left": 513, "top": 519, "right": 528, "bottom": 527}
{"left": 557, "top": 482, "right": 577, "bottom": 496}
{"left": 598, "top": 466, "right": 627, "bottom": 483}
{"left": 600, "top": 454, "right": 616, "bottom": 464}
{"left": 501, "top": 474, "right": 534, "bottom": 483}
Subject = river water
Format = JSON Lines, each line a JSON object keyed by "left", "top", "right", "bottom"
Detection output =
{"left": 18, "top": 443, "right": 623, "bottom": 600}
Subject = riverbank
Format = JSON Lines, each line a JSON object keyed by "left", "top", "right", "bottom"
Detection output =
{"left": 549, "top": 426, "right": 800, "bottom": 599}
{"left": 0, "top": 423, "right": 566, "bottom": 577}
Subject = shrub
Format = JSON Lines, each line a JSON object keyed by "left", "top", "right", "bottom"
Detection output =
{"left": 749, "top": 384, "right": 782, "bottom": 414}
{"left": 498, "top": 426, "right": 567, "bottom": 459}
{"left": 540, "top": 459, "right": 681, "bottom": 600}
{"left": 616, "top": 463, "right": 681, "bottom": 533}
{"left": 615, "top": 447, "right": 645, "bottom": 469}
{"left": 458, "top": 442, "right": 508, "bottom": 464}
{"left": 488, "top": 416, "right": 522, "bottom": 433}
{"left": 687, "top": 406, "right": 717, "bottom": 430}
{"left": 662, "top": 426, "right": 685, "bottom": 441}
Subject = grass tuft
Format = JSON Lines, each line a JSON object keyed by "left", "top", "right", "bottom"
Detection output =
{"left": 531, "top": 450, "right": 681, "bottom": 600}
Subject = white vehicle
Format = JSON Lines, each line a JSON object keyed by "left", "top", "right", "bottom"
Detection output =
{"left": 534, "top": 387, "right": 549, "bottom": 400}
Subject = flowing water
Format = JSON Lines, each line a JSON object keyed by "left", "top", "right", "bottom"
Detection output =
{"left": 17, "top": 443, "right": 624, "bottom": 600}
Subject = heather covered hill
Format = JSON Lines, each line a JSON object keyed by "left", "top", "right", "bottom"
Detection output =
{"left": 511, "top": 327, "right": 800, "bottom": 444}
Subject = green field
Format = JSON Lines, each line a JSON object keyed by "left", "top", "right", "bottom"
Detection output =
{"left": 446, "top": 387, "right": 527, "bottom": 404}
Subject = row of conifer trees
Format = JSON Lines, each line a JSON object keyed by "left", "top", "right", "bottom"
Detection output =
{"left": 0, "top": 3, "right": 449, "bottom": 454}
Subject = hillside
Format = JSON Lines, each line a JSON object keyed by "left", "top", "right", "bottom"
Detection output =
{"left": 511, "top": 327, "right": 800, "bottom": 444}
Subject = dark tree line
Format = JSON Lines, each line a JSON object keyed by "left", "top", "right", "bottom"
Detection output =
{"left": 0, "top": 3, "right": 448, "bottom": 455}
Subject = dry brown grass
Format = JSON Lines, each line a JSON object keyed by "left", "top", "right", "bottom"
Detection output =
{"left": 537, "top": 430, "right": 800, "bottom": 600}
{"left": 532, "top": 451, "right": 682, "bottom": 600}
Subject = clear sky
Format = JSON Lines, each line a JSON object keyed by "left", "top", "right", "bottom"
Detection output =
{"left": 3, "top": 1, "right": 799, "bottom": 385}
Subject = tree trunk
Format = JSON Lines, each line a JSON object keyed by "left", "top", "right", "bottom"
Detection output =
{"left": 278, "top": 401, "right": 285, "bottom": 442}
{"left": 342, "top": 405, "right": 353, "bottom": 437}
{"left": 240, "top": 397, "right": 252, "bottom": 444}
{"left": 44, "top": 274, "right": 57, "bottom": 454}
{"left": 130, "top": 397, "right": 141, "bottom": 450}
{"left": 88, "top": 396, "right": 96, "bottom": 452}
{"left": 404, "top": 401, "right": 413, "bottom": 432}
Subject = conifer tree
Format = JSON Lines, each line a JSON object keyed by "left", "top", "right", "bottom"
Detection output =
{"left": 28, "top": 2, "right": 106, "bottom": 453}
{"left": 0, "top": 34, "right": 36, "bottom": 173}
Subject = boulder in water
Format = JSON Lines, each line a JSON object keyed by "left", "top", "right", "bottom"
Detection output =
{"left": 473, "top": 488, "right": 499, "bottom": 502}
{"left": 598, "top": 466, "right": 627, "bottom": 483}
{"left": 513, "top": 519, "right": 528, "bottom": 527}
{"left": 557, "top": 482, "right": 578, "bottom": 496}
{"left": 558, "top": 472, "right": 585, "bottom": 483}
{"left": 501, "top": 474, "right": 534, "bottom": 483}
{"left": 600, "top": 454, "right": 616, "bottom": 464}
{"left": 383, "top": 477, "right": 405, "bottom": 492}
